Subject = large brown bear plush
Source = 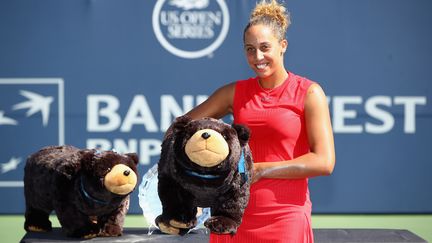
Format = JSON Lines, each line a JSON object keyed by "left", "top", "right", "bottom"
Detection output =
{"left": 156, "top": 115, "right": 253, "bottom": 235}
{"left": 24, "top": 145, "right": 139, "bottom": 238}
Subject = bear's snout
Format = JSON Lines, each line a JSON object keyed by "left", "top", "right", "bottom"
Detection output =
{"left": 185, "top": 129, "right": 229, "bottom": 167}
{"left": 104, "top": 164, "right": 137, "bottom": 195}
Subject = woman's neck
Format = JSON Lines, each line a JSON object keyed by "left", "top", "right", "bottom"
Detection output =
{"left": 258, "top": 69, "right": 289, "bottom": 89}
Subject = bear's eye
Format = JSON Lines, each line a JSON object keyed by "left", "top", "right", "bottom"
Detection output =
{"left": 222, "top": 134, "right": 228, "bottom": 140}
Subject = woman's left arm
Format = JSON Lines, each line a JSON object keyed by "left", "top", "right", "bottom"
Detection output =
{"left": 252, "top": 83, "right": 335, "bottom": 183}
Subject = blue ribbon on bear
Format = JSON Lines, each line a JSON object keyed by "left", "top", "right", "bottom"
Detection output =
{"left": 80, "top": 177, "right": 110, "bottom": 205}
{"left": 237, "top": 149, "right": 248, "bottom": 184}
{"left": 184, "top": 170, "right": 221, "bottom": 179}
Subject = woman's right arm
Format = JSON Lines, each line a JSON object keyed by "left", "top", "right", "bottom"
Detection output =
{"left": 186, "top": 82, "right": 236, "bottom": 120}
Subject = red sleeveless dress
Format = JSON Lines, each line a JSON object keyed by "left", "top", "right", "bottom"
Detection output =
{"left": 210, "top": 72, "right": 315, "bottom": 243}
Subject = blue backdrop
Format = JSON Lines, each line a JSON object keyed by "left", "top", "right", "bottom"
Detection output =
{"left": 0, "top": 0, "right": 431, "bottom": 214}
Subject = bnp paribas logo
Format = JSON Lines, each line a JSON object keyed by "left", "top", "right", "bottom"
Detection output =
{"left": 0, "top": 78, "right": 64, "bottom": 188}
{"left": 152, "top": 0, "right": 230, "bottom": 59}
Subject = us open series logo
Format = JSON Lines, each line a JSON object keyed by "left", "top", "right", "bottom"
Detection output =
{"left": 152, "top": 0, "right": 230, "bottom": 59}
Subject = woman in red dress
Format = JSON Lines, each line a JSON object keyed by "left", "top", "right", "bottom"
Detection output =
{"left": 186, "top": 0, "right": 335, "bottom": 242}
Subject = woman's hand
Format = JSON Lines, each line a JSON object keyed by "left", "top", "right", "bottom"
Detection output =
{"left": 251, "top": 163, "right": 264, "bottom": 184}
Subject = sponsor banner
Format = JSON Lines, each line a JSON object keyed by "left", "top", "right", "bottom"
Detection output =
{"left": 0, "top": 0, "right": 431, "bottom": 214}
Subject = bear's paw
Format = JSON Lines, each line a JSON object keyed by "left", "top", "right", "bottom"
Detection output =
{"left": 27, "top": 225, "right": 50, "bottom": 233}
{"left": 169, "top": 218, "right": 196, "bottom": 229}
{"left": 204, "top": 216, "right": 238, "bottom": 235}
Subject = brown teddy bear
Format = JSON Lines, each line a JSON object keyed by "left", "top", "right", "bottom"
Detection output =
{"left": 23, "top": 145, "right": 139, "bottom": 238}
{"left": 156, "top": 115, "right": 253, "bottom": 235}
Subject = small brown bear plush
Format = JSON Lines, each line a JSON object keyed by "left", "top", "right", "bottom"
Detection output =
{"left": 156, "top": 115, "right": 253, "bottom": 235}
{"left": 23, "top": 145, "right": 139, "bottom": 238}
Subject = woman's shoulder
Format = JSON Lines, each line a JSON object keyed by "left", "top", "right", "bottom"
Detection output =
{"left": 212, "top": 75, "right": 255, "bottom": 99}
{"left": 237, "top": 76, "right": 257, "bottom": 82}
{"left": 234, "top": 76, "right": 257, "bottom": 89}
{"left": 289, "top": 71, "right": 316, "bottom": 87}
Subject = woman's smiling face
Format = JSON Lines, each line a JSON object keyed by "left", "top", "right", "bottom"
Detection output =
{"left": 244, "top": 24, "right": 287, "bottom": 80}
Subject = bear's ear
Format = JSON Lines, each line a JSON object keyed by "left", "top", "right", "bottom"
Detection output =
{"left": 232, "top": 124, "right": 250, "bottom": 147}
{"left": 163, "top": 115, "right": 192, "bottom": 140}
{"left": 125, "top": 153, "right": 139, "bottom": 165}
{"left": 172, "top": 115, "right": 192, "bottom": 133}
